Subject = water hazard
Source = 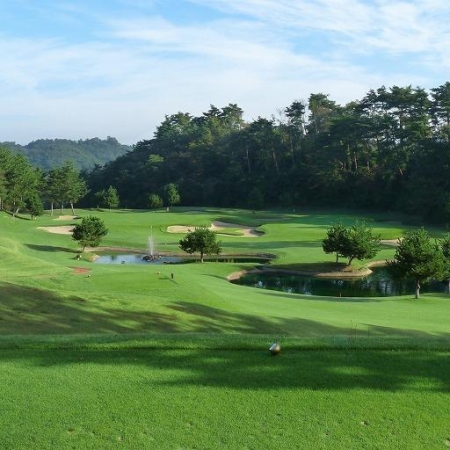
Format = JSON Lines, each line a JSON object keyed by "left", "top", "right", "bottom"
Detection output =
{"left": 94, "top": 254, "right": 272, "bottom": 265}
{"left": 231, "top": 268, "right": 448, "bottom": 297}
{"left": 94, "top": 254, "right": 183, "bottom": 265}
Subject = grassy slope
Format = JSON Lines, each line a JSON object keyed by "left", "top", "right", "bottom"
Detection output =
{"left": 1, "top": 208, "right": 449, "bottom": 337}
{"left": 2, "top": 208, "right": 450, "bottom": 449}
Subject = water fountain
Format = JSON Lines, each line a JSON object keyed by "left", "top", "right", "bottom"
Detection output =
{"left": 143, "top": 228, "right": 158, "bottom": 261}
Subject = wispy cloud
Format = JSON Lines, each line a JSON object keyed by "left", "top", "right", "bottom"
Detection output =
{"left": 191, "top": 0, "right": 450, "bottom": 55}
{"left": 0, "top": 0, "right": 449, "bottom": 144}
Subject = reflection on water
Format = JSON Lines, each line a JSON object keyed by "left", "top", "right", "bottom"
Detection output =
{"left": 94, "top": 254, "right": 272, "bottom": 265}
{"left": 232, "top": 268, "right": 447, "bottom": 297}
{"left": 94, "top": 254, "right": 183, "bottom": 265}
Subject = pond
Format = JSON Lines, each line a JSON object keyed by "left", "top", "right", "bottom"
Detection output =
{"left": 231, "top": 267, "right": 448, "bottom": 297}
{"left": 94, "top": 254, "right": 184, "bottom": 265}
{"left": 94, "top": 254, "right": 272, "bottom": 265}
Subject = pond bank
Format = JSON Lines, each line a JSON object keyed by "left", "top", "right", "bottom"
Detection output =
{"left": 227, "top": 260, "right": 387, "bottom": 281}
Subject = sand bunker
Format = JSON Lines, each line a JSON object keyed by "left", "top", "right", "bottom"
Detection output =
{"left": 37, "top": 225, "right": 74, "bottom": 235}
{"left": 37, "top": 220, "right": 262, "bottom": 238}
{"left": 380, "top": 239, "right": 402, "bottom": 246}
{"left": 54, "top": 215, "right": 78, "bottom": 221}
{"left": 37, "top": 215, "right": 78, "bottom": 234}
{"left": 167, "top": 221, "right": 262, "bottom": 237}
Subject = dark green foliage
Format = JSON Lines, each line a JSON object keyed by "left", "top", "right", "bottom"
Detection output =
{"left": 323, "top": 221, "right": 380, "bottom": 265}
{"left": 322, "top": 222, "right": 348, "bottom": 263}
{"left": 3, "top": 83, "right": 450, "bottom": 223}
{"left": 247, "top": 187, "right": 264, "bottom": 210}
{"left": 61, "top": 161, "right": 88, "bottom": 214}
{"left": 72, "top": 216, "right": 108, "bottom": 251}
{"left": 45, "top": 161, "right": 87, "bottom": 215}
{"left": 440, "top": 233, "right": 450, "bottom": 293}
{"left": 164, "top": 183, "right": 180, "bottom": 209}
{"left": 79, "top": 86, "right": 450, "bottom": 220}
{"left": 0, "top": 147, "right": 42, "bottom": 216}
{"left": 179, "top": 227, "right": 222, "bottom": 262}
{"left": 148, "top": 193, "right": 163, "bottom": 209}
{"left": 387, "top": 228, "right": 445, "bottom": 298}
{"left": 94, "top": 186, "right": 119, "bottom": 210}
{"left": 26, "top": 193, "right": 44, "bottom": 219}
{"left": 344, "top": 221, "right": 381, "bottom": 266}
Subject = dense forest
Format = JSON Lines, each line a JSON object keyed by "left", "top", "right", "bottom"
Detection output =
{"left": 1, "top": 82, "right": 450, "bottom": 224}
{"left": 1, "top": 137, "right": 131, "bottom": 171}
{"left": 84, "top": 82, "right": 450, "bottom": 223}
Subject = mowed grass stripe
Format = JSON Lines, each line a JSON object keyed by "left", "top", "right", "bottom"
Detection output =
{"left": 0, "top": 346, "right": 449, "bottom": 449}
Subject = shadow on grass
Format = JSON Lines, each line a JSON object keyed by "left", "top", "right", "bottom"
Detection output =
{"left": 0, "top": 282, "right": 180, "bottom": 335}
{"left": 1, "top": 281, "right": 450, "bottom": 392}
{"left": 2, "top": 339, "right": 450, "bottom": 393}
{"left": 0, "top": 283, "right": 437, "bottom": 337}
{"left": 25, "top": 244, "right": 77, "bottom": 253}
{"left": 257, "top": 289, "right": 384, "bottom": 303}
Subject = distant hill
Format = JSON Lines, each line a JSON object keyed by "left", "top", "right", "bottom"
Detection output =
{"left": 1, "top": 137, "right": 132, "bottom": 172}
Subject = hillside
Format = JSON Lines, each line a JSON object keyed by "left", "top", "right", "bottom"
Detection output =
{"left": 1, "top": 137, "right": 132, "bottom": 172}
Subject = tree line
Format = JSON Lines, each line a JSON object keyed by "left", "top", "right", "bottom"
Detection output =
{"left": 2, "top": 81, "right": 450, "bottom": 223}
{"left": 0, "top": 149, "right": 87, "bottom": 218}
{"left": 82, "top": 82, "right": 450, "bottom": 223}
{"left": 0, "top": 145, "right": 180, "bottom": 218}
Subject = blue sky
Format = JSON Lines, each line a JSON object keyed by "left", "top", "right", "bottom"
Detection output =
{"left": 1, "top": 0, "right": 449, "bottom": 144}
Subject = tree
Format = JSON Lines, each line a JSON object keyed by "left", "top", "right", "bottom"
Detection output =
{"left": 94, "top": 185, "right": 119, "bottom": 210}
{"left": 45, "top": 161, "right": 88, "bottom": 215}
{"left": 164, "top": 183, "right": 181, "bottom": 210}
{"left": 307, "top": 93, "right": 339, "bottom": 136}
{"left": 323, "top": 221, "right": 380, "bottom": 265}
{"left": 430, "top": 82, "right": 450, "bottom": 141}
{"left": 441, "top": 233, "right": 450, "bottom": 294}
{"left": 284, "top": 100, "right": 306, "bottom": 166}
{"left": 387, "top": 228, "right": 444, "bottom": 299}
{"left": 105, "top": 186, "right": 119, "bottom": 210}
{"left": 322, "top": 222, "right": 349, "bottom": 263}
{"left": 26, "top": 193, "right": 44, "bottom": 219}
{"left": 94, "top": 189, "right": 106, "bottom": 208}
{"left": 179, "top": 227, "right": 222, "bottom": 262}
{"left": 45, "top": 167, "right": 66, "bottom": 216}
{"left": 343, "top": 221, "right": 381, "bottom": 266}
{"left": 72, "top": 216, "right": 108, "bottom": 252}
{"left": 61, "top": 161, "right": 88, "bottom": 215}
{"left": 247, "top": 187, "right": 264, "bottom": 210}
{"left": 148, "top": 193, "right": 163, "bottom": 209}
{"left": 0, "top": 150, "right": 42, "bottom": 217}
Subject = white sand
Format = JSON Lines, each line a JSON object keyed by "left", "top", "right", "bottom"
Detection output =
{"left": 167, "top": 221, "right": 262, "bottom": 237}
{"left": 37, "top": 225, "right": 74, "bottom": 235}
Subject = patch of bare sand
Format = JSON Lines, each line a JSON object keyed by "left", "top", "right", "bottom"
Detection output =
{"left": 37, "top": 225, "right": 74, "bottom": 235}
{"left": 167, "top": 221, "right": 262, "bottom": 237}
{"left": 54, "top": 215, "right": 78, "bottom": 220}
{"left": 381, "top": 238, "right": 402, "bottom": 246}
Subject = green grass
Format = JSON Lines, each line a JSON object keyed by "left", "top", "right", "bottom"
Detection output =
{"left": 1, "top": 337, "right": 450, "bottom": 449}
{"left": 1, "top": 207, "right": 450, "bottom": 449}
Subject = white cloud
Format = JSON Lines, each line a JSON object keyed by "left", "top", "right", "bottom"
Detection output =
{"left": 1, "top": 0, "right": 449, "bottom": 144}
